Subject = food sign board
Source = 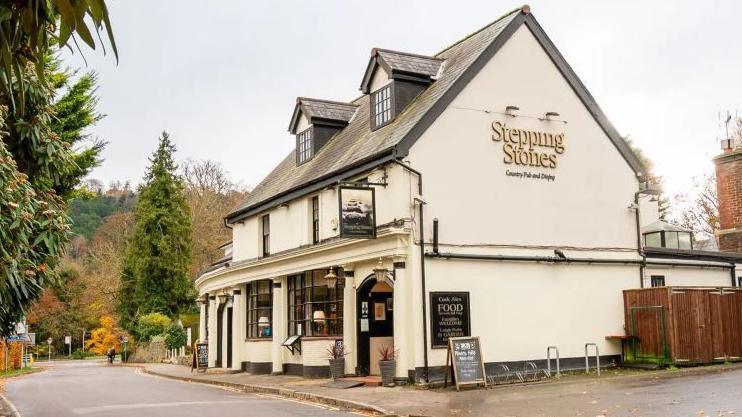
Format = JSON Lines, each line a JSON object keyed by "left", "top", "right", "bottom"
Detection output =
{"left": 338, "top": 186, "right": 376, "bottom": 239}
{"left": 430, "top": 292, "right": 471, "bottom": 348}
{"left": 196, "top": 343, "right": 208, "bottom": 370}
{"left": 444, "top": 336, "right": 487, "bottom": 391}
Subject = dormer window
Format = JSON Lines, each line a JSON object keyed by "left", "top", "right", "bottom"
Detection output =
{"left": 360, "top": 48, "right": 444, "bottom": 131}
{"left": 297, "top": 127, "right": 313, "bottom": 164}
{"left": 372, "top": 84, "right": 393, "bottom": 129}
{"left": 288, "top": 97, "right": 358, "bottom": 166}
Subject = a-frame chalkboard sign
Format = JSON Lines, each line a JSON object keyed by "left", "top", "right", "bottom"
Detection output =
{"left": 444, "top": 336, "right": 487, "bottom": 390}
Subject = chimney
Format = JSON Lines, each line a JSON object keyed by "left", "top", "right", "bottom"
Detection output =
{"left": 714, "top": 148, "right": 742, "bottom": 253}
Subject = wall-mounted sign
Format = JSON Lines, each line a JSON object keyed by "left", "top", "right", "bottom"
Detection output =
{"left": 491, "top": 121, "right": 566, "bottom": 169}
{"left": 338, "top": 186, "right": 376, "bottom": 239}
{"left": 430, "top": 292, "right": 471, "bottom": 348}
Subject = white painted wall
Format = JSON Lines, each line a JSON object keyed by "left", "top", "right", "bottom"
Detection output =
{"left": 643, "top": 266, "right": 732, "bottom": 288}
{"left": 408, "top": 25, "right": 640, "bottom": 250}
{"left": 369, "top": 66, "right": 391, "bottom": 93}
{"left": 424, "top": 260, "right": 637, "bottom": 363}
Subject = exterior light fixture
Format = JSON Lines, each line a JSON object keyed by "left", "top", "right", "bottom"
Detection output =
{"left": 324, "top": 268, "right": 338, "bottom": 288}
{"left": 374, "top": 258, "right": 388, "bottom": 282}
{"left": 505, "top": 105, "right": 520, "bottom": 116}
{"left": 554, "top": 249, "right": 567, "bottom": 260}
{"left": 217, "top": 293, "right": 228, "bottom": 304}
{"left": 544, "top": 111, "right": 560, "bottom": 119}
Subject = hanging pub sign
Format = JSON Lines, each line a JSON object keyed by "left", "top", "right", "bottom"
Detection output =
{"left": 338, "top": 186, "right": 376, "bottom": 239}
{"left": 430, "top": 292, "right": 471, "bottom": 348}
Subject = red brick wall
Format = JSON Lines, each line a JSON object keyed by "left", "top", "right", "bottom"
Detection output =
{"left": 714, "top": 149, "right": 742, "bottom": 253}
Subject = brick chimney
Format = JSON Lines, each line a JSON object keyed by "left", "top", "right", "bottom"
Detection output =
{"left": 714, "top": 148, "right": 742, "bottom": 253}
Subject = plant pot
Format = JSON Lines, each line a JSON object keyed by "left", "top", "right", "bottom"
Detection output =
{"left": 379, "top": 359, "right": 396, "bottom": 386}
{"left": 329, "top": 358, "right": 345, "bottom": 379}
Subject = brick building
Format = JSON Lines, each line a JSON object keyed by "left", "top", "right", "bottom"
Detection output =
{"left": 715, "top": 148, "right": 742, "bottom": 253}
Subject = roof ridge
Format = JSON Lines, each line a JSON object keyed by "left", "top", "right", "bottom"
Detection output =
{"left": 298, "top": 97, "right": 359, "bottom": 107}
{"left": 373, "top": 48, "right": 444, "bottom": 61}
{"left": 434, "top": 6, "right": 523, "bottom": 57}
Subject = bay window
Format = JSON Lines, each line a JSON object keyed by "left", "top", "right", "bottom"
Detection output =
{"left": 287, "top": 270, "right": 343, "bottom": 337}
{"left": 246, "top": 280, "right": 273, "bottom": 338}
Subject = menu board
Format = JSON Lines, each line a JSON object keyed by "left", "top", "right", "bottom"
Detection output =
{"left": 430, "top": 292, "right": 471, "bottom": 348}
{"left": 196, "top": 343, "right": 208, "bottom": 370}
{"left": 445, "top": 337, "right": 486, "bottom": 390}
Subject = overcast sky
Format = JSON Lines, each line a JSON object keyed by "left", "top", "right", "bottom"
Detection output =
{"left": 64, "top": 0, "right": 742, "bottom": 202}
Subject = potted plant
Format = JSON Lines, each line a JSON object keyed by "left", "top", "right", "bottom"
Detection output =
{"left": 378, "top": 344, "right": 398, "bottom": 387}
{"left": 326, "top": 342, "right": 348, "bottom": 379}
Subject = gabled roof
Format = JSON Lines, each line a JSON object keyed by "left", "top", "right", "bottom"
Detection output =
{"left": 226, "top": 5, "right": 647, "bottom": 224}
{"left": 359, "top": 49, "right": 444, "bottom": 93}
{"left": 288, "top": 98, "right": 359, "bottom": 134}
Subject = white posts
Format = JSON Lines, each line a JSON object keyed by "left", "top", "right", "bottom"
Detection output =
{"left": 342, "top": 270, "right": 356, "bottom": 374}
{"left": 271, "top": 277, "right": 286, "bottom": 374}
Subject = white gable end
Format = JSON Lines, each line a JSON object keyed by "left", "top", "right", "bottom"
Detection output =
{"left": 409, "top": 24, "right": 639, "bottom": 249}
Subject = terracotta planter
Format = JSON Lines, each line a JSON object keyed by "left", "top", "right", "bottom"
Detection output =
{"left": 329, "top": 358, "right": 345, "bottom": 379}
{"left": 379, "top": 359, "right": 396, "bottom": 386}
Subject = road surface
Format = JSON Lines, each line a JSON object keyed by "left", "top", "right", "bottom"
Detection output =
{"left": 5, "top": 361, "right": 357, "bottom": 417}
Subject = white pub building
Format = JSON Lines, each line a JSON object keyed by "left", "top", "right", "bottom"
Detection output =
{"left": 196, "top": 5, "right": 741, "bottom": 382}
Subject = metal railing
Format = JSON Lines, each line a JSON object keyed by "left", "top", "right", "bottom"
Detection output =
{"left": 585, "top": 343, "right": 600, "bottom": 376}
{"left": 546, "top": 346, "right": 560, "bottom": 378}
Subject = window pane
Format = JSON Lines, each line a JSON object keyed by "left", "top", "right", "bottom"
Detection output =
{"left": 665, "top": 232, "right": 679, "bottom": 249}
{"left": 678, "top": 232, "right": 692, "bottom": 250}
{"left": 644, "top": 232, "right": 661, "bottom": 248}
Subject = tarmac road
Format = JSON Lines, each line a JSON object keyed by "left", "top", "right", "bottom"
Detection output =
{"left": 4, "top": 361, "right": 357, "bottom": 417}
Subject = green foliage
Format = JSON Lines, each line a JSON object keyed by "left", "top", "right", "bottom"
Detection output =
{"left": 72, "top": 348, "right": 96, "bottom": 359}
{"left": 136, "top": 312, "right": 171, "bottom": 341}
{"left": 68, "top": 192, "right": 135, "bottom": 239}
{"left": 118, "top": 133, "right": 194, "bottom": 333}
{"left": 0, "top": 0, "right": 117, "bottom": 113}
{"left": 0, "top": 128, "right": 69, "bottom": 335}
{"left": 164, "top": 323, "right": 186, "bottom": 350}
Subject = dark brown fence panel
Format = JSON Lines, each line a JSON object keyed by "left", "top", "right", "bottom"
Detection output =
{"left": 624, "top": 287, "right": 742, "bottom": 366}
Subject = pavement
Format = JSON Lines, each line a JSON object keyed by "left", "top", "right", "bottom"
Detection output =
{"left": 4, "top": 361, "right": 742, "bottom": 417}
{"left": 2, "top": 361, "right": 358, "bottom": 417}
{"left": 139, "top": 362, "right": 742, "bottom": 417}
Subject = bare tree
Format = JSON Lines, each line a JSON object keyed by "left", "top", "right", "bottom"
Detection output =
{"left": 181, "top": 160, "right": 248, "bottom": 278}
{"left": 674, "top": 172, "right": 719, "bottom": 242}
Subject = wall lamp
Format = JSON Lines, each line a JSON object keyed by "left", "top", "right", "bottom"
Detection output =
{"left": 505, "top": 105, "right": 520, "bottom": 116}
{"left": 544, "top": 111, "right": 560, "bottom": 120}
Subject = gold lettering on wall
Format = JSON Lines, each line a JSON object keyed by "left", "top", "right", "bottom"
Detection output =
{"left": 491, "top": 121, "right": 565, "bottom": 169}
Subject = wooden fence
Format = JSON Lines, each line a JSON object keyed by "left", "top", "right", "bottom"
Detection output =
{"left": 623, "top": 287, "right": 742, "bottom": 365}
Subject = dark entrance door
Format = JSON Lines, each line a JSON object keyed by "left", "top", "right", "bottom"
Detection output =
{"left": 356, "top": 276, "right": 393, "bottom": 376}
{"left": 216, "top": 303, "right": 224, "bottom": 367}
{"left": 226, "top": 307, "right": 233, "bottom": 369}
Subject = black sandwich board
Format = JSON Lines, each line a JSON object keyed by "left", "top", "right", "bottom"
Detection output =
{"left": 195, "top": 343, "right": 208, "bottom": 372}
{"left": 444, "top": 336, "right": 486, "bottom": 390}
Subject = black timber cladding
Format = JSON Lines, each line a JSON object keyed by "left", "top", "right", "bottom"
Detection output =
{"left": 226, "top": 7, "right": 648, "bottom": 224}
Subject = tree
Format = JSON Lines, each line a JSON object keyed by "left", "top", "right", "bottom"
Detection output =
{"left": 118, "top": 133, "right": 194, "bottom": 332}
{"left": 625, "top": 136, "right": 670, "bottom": 219}
{"left": 0, "top": 0, "right": 117, "bottom": 112}
{"left": 182, "top": 160, "right": 248, "bottom": 277}
{"left": 674, "top": 173, "right": 719, "bottom": 242}
{"left": 164, "top": 323, "right": 186, "bottom": 350}
{"left": 86, "top": 315, "right": 122, "bottom": 355}
{"left": 136, "top": 312, "right": 171, "bottom": 341}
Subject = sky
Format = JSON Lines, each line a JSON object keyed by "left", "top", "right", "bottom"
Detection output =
{"left": 64, "top": 0, "right": 742, "bottom": 202}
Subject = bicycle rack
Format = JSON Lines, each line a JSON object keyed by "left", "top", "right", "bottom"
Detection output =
{"left": 585, "top": 343, "right": 600, "bottom": 376}
{"left": 486, "top": 364, "right": 512, "bottom": 385}
{"left": 546, "top": 346, "right": 560, "bottom": 378}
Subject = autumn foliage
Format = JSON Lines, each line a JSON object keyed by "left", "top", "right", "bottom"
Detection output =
{"left": 85, "top": 316, "right": 123, "bottom": 355}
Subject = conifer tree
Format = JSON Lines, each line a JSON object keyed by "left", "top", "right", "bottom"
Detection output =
{"left": 118, "top": 132, "right": 194, "bottom": 332}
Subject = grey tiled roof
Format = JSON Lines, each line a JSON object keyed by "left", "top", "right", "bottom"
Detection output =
{"left": 300, "top": 98, "right": 358, "bottom": 123}
{"left": 375, "top": 49, "right": 444, "bottom": 79}
{"left": 228, "top": 9, "right": 521, "bottom": 220}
